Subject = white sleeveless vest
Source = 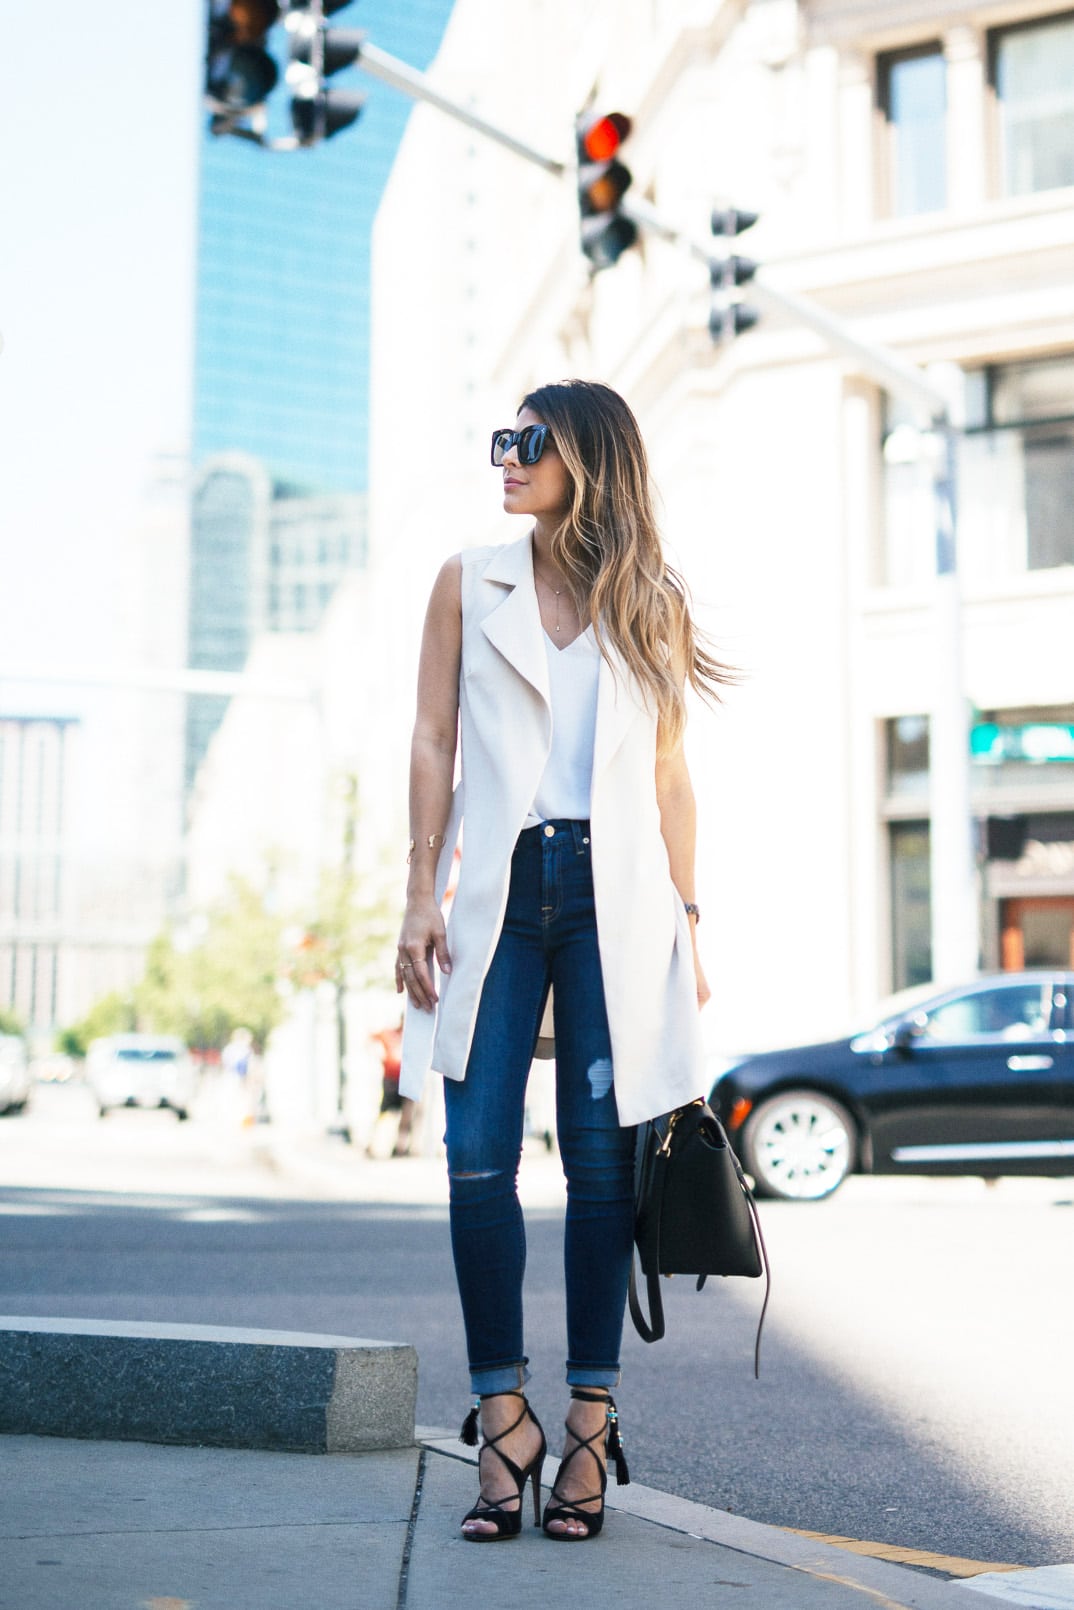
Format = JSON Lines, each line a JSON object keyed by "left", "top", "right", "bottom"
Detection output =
{"left": 399, "top": 533, "right": 704, "bottom": 1127}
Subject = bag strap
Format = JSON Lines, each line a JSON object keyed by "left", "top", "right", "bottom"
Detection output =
{"left": 627, "top": 1248, "right": 666, "bottom": 1343}
{"left": 731, "top": 1147, "right": 772, "bottom": 1379}
{"left": 628, "top": 1123, "right": 668, "bottom": 1341}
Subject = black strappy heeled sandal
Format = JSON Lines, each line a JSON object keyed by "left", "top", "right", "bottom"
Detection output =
{"left": 541, "top": 1388, "right": 630, "bottom": 1541}
{"left": 458, "top": 1390, "right": 547, "bottom": 1541}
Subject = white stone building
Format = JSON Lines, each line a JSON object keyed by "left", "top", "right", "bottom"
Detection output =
{"left": 365, "top": 0, "right": 1074, "bottom": 1057}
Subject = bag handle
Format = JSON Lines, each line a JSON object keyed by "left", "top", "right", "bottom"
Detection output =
{"left": 628, "top": 1115, "right": 670, "bottom": 1341}
{"left": 627, "top": 1252, "right": 665, "bottom": 1342}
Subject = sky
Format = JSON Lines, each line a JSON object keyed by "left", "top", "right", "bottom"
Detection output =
{"left": 0, "top": 3, "right": 203, "bottom": 667}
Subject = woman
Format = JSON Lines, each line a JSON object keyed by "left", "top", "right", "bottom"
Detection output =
{"left": 396, "top": 380, "right": 730, "bottom": 1542}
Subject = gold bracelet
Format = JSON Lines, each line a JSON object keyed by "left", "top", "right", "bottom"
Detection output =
{"left": 407, "top": 833, "right": 445, "bottom": 864}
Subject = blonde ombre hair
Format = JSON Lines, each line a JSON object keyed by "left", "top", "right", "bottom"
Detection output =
{"left": 521, "top": 379, "right": 734, "bottom": 750}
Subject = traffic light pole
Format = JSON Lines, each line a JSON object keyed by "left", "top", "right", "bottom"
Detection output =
{"left": 355, "top": 42, "right": 565, "bottom": 175}
{"left": 345, "top": 43, "right": 979, "bottom": 984}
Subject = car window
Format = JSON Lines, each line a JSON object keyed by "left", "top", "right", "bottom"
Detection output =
{"left": 1055, "top": 982, "right": 1072, "bottom": 1033}
{"left": 919, "top": 984, "right": 1049, "bottom": 1042}
{"left": 115, "top": 1048, "right": 178, "bottom": 1063}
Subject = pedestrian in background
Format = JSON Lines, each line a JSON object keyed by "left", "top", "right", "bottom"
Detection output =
{"left": 396, "top": 379, "right": 731, "bottom": 1541}
{"left": 367, "top": 1017, "right": 417, "bottom": 1157}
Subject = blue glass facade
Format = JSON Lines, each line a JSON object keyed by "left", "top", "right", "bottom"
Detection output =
{"left": 192, "top": 1, "right": 455, "bottom": 493}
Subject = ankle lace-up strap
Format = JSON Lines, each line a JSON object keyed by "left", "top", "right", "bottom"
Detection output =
{"left": 460, "top": 1388, "right": 527, "bottom": 1448}
{"left": 567, "top": 1389, "right": 630, "bottom": 1487}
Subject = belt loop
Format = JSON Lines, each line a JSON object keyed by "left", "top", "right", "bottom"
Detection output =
{"left": 570, "top": 820, "right": 590, "bottom": 854}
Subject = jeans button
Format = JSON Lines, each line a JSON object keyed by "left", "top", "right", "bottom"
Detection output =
{"left": 543, "top": 824, "right": 555, "bottom": 838}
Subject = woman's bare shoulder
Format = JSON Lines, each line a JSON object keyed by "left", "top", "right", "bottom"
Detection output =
{"left": 427, "top": 552, "right": 462, "bottom": 604}
{"left": 428, "top": 542, "right": 515, "bottom": 610}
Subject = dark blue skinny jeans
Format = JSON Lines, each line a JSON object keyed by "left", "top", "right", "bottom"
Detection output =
{"left": 444, "top": 819, "right": 637, "bottom": 1396}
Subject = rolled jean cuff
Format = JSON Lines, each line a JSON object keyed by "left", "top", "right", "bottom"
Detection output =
{"left": 470, "top": 1359, "right": 531, "bottom": 1396}
{"left": 565, "top": 1363, "right": 621, "bottom": 1389}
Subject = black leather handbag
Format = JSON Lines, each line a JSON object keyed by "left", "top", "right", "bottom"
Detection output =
{"left": 628, "top": 1099, "right": 771, "bottom": 1375}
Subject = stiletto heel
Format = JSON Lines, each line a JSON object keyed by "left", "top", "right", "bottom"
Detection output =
{"left": 541, "top": 1389, "right": 630, "bottom": 1541}
{"left": 459, "top": 1391, "right": 547, "bottom": 1541}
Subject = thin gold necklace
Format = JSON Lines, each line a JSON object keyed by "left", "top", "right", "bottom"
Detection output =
{"left": 533, "top": 565, "right": 568, "bottom": 634}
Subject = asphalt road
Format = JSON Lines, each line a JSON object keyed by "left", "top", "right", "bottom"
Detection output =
{"left": 2, "top": 1082, "right": 1072, "bottom": 1570}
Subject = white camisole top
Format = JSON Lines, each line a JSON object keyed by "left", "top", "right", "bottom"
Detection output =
{"left": 525, "top": 626, "right": 600, "bottom": 824}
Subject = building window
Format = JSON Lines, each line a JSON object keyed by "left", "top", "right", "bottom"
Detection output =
{"left": 879, "top": 45, "right": 947, "bottom": 216}
{"left": 962, "top": 356, "right": 1074, "bottom": 574}
{"left": 891, "top": 822, "right": 931, "bottom": 989}
{"left": 888, "top": 715, "right": 929, "bottom": 797}
{"left": 992, "top": 12, "right": 1074, "bottom": 197}
{"left": 882, "top": 357, "right": 1074, "bottom": 585}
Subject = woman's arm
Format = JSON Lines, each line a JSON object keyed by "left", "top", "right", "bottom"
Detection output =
{"left": 655, "top": 737, "right": 711, "bottom": 1009}
{"left": 397, "top": 555, "right": 462, "bottom": 1011}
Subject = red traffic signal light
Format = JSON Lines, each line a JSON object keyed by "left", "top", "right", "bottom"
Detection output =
{"left": 579, "top": 112, "right": 631, "bottom": 163}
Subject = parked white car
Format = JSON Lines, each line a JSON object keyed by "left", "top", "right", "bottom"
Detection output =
{"left": 85, "top": 1034, "right": 197, "bottom": 1121}
{"left": 0, "top": 1033, "right": 31, "bottom": 1116}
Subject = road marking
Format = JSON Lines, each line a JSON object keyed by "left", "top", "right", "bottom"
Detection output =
{"left": 786, "top": 1562, "right": 935, "bottom": 1610}
{"left": 784, "top": 1528, "right": 1025, "bottom": 1578}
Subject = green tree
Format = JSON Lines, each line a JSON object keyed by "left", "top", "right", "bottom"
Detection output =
{"left": 0, "top": 1007, "right": 25, "bottom": 1036}
{"left": 133, "top": 932, "right": 191, "bottom": 1041}
{"left": 57, "top": 991, "right": 137, "bottom": 1059}
{"left": 287, "top": 773, "right": 397, "bottom": 1133}
{"left": 185, "top": 876, "right": 288, "bottom": 1054}
{"left": 58, "top": 877, "right": 289, "bottom": 1059}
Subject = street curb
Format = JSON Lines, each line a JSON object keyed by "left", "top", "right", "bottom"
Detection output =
{"left": 0, "top": 1317, "right": 417, "bottom": 1453}
{"left": 418, "top": 1432, "right": 1048, "bottom": 1610}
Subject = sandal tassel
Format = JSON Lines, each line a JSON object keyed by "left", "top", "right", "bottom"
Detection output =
{"left": 606, "top": 1398, "right": 630, "bottom": 1487}
{"left": 460, "top": 1396, "right": 480, "bottom": 1447}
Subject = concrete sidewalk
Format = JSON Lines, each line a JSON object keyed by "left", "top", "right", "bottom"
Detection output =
{"left": 4, "top": 1428, "right": 1065, "bottom": 1610}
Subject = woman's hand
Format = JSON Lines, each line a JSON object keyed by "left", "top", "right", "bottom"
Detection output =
{"left": 396, "top": 898, "right": 451, "bottom": 1012}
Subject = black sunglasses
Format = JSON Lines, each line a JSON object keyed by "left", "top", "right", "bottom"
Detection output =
{"left": 490, "top": 424, "right": 551, "bottom": 467}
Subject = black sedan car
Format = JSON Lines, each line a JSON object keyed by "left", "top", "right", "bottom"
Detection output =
{"left": 710, "top": 971, "right": 1074, "bottom": 1201}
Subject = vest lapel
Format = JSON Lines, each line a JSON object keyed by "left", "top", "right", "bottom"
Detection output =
{"left": 479, "top": 535, "right": 550, "bottom": 707}
{"left": 479, "top": 533, "right": 643, "bottom": 771}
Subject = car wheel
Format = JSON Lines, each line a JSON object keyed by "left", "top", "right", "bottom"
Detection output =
{"left": 97, "top": 1105, "right": 109, "bottom": 1119}
{"left": 174, "top": 1108, "right": 189, "bottom": 1122}
{"left": 740, "top": 1090, "right": 855, "bottom": 1202}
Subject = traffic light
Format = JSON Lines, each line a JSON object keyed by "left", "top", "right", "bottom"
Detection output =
{"left": 285, "top": 1, "right": 365, "bottom": 145}
{"left": 205, "top": 0, "right": 281, "bottom": 115}
{"left": 708, "top": 207, "right": 760, "bottom": 342}
{"left": 575, "top": 111, "right": 638, "bottom": 271}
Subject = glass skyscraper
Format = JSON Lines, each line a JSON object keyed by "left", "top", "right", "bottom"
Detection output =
{"left": 187, "top": 0, "right": 455, "bottom": 786}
